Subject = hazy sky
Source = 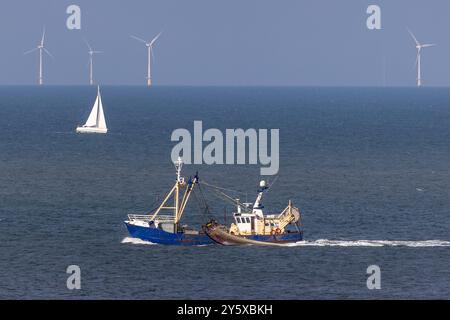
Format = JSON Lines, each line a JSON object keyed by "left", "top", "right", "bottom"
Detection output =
{"left": 0, "top": 0, "right": 449, "bottom": 86}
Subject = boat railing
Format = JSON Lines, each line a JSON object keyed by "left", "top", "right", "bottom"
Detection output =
{"left": 128, "top": 214, "right": 176, "bottom": 224}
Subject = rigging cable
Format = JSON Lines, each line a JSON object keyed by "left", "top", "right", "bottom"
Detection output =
{"left": 199, "top": 180, "right": 245, "bottom": 195}
{"left": 201, "top": 182, "right": 250, "bottom": 211}
{"left": 193, "top": 182, "right": 213, "bottom": 217}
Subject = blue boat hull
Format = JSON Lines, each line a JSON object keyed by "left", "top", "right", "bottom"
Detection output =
{"left": 124, "top": 222, "right": 215, "bottom": 246}
{"left": 125, "top": 222, "right": 303, "bottom": 246}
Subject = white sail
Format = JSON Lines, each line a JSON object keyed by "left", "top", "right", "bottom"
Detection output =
{"left": 96, "top": 89, "right": 107, "bottom": 129}
{"left": 84, "top": 94, "right": 100, "bottom": 127}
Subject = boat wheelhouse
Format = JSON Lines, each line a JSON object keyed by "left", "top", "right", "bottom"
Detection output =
{"left": 204, "top": 180, "right": 303, "bottom": 246}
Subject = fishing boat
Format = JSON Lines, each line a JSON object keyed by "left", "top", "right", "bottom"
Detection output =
{"left": 203, "top": 180, "right": 303, "bottom": 246}
{"left": 76, "top": 86, "right": 108, "bottom": 134}
{"left": 124, "top": 157, "right": 214, "bottom": 245}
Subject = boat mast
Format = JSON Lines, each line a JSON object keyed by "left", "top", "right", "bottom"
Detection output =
{"left": 149, "top": 157, "right": 197, "bottom": 226}
{"left": 174, "top": 157, "right": 182, "bottom": 222}
{"left": 176, "top": 158, "right": 198, "bottom": 222}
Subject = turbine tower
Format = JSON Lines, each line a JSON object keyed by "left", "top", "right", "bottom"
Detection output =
{"left": 24, "top": 27, "right": 53, "bottom": 85}
{"left": 407, "top": 28, "right": 436, "bottom": 87}
{"left": 84, "top": 39, "right": 102, "bottom": 85}
{"left": 131, "top": 32, "right": 162, "bottom": 86}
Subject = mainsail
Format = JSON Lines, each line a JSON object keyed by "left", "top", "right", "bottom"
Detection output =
{"left": 83, "top": 87, "right": 107, "bottom": 129}
{"left": 96, "top": 89, "right": 107, "bottom": 129}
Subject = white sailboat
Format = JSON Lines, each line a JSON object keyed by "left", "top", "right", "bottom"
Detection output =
{"left": 76, "top": 86, "right": 108, "bottom": 134}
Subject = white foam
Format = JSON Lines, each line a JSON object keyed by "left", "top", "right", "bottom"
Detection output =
{"left": 120, "top": 237, "right": 450, "bottom": 248}
{"left": 286, "top": 239, "right": 450, "bottom": 247}
{"left": 121, "top": 237, "right": 157, "bottom": 245}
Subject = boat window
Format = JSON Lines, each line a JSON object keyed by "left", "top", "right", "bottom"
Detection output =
{"left": 237, "top": 217, "right": 242, "bottom": 223}
{"left": 246, "top": 217, "right": 251, "bottom": 223}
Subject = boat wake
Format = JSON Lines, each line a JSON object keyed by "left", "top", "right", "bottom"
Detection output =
{"left": 287, "top": 239, "right": 450, "bottom": 247}
{"left": 121, "top": 237, "right": 450, "bottom": 248}
{"left": 121, "top": 237, "right": 157, "bottom": 245}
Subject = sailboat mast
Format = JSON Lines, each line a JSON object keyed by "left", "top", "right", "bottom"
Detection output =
{"left": 96, "top": 87, "right": 100, "bottom": 127}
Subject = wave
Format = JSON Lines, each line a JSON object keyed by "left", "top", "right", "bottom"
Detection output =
{"left": 121, "top": 237, "right": 450, "bottom": 248}
{"left": 287, "top": 239, "right": 450, "bottom": 247}
{"left": 121, "top": 237, "right": 157, "bottom": 245}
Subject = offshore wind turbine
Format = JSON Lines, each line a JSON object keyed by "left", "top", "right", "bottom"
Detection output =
{"left": 130, "top": 32, "right": 162, "bottom": 86}
{"left": 407, "top": 28, "right": 436, "bottom": 87}
{"left": 84, "top": 39, "right": 102, "bottom": 85}
{"left": 24, "top": 27, "right": 53, "bottom": 85}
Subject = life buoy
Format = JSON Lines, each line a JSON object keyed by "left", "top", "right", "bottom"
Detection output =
{"left": 270, "top": 229, "right": 276, "bottom": 236}
{"left": 275, "top": 228, "right": 281, "bottom": 234}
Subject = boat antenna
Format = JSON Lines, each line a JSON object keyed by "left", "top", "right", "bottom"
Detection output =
{"left": 175, "top": 157, "right": 183, "bottom": 182}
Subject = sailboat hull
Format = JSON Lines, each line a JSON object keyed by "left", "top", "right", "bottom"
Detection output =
{"left": 76, "top": 126, "right": 108, "bottom": 134}
{"left": 124, "top": 221, "right": 214, "bottom": 246}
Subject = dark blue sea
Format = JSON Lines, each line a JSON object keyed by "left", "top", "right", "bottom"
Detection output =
{"left": 0, "top": 86, "right": 449, "bottom": 299}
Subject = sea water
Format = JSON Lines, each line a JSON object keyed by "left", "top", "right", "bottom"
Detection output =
{"left": 0, "top": 86, "right": 449, "bottom": 299}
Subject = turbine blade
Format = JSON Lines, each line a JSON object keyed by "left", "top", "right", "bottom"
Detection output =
{"left": 151, "top": 46, "right": 155, "bottom": 64}
{"left": 421, "top": 43, "right": 436, "bottom": 48}
{"left": 83, "top": 38, "right": 92, "bottom": 51}
{"left": 41, "top": 27, "right": 46, "bottom": 46}
{"left": 24, "top": 47, "right": 38, "bottom": 55}
{"left": 43, "top": 48, "right": 54, "bottom": 59}
{"left": 149, "top": 31, "right": 162, "bottom": 46}
{"left": 93, "top": 51, "right": 102, "bottom": 54}
{"left": 130, "top": 35, "right": 147, "bottom": 44}
{"left": 406, "top": 27, "right": 420, "bottom": 46}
